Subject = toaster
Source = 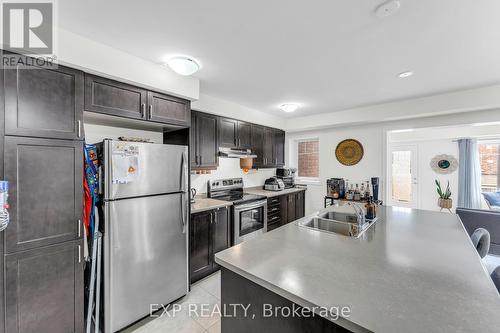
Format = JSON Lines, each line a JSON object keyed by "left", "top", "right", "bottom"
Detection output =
{"left": 264, "top": 177, "right": 285, "bottom": 191}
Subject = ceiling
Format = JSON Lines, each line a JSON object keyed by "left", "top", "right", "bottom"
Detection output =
{"left": 59, "top": 0, "right": 500, "bottom": 118}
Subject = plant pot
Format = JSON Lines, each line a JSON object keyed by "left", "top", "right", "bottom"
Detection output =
{"left": 438, "top": 198, "right": 453, "bottom": 209}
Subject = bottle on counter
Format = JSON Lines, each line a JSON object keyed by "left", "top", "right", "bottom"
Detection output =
{"left": 360, "top": 182, "right": 365, "bottom": 200}
{"left": 365, "top": 196, "right": 376, "bottom": 220}
{"left": 353, "top": 184, "right": 361, "bottom": 201}
{"left": 365, "top": 181, "right": 371, "bottom": 199}
{"left": 346, "top": 184, "right": 353, "bottom": 200}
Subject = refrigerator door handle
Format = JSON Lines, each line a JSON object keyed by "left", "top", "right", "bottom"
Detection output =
{"left": 180, "top": 150, "right": 188, "bottom": 233}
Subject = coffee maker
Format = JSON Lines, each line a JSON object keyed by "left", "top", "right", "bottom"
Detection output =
{"left": 327, "top": 178, "right": 345, "bottom": 199}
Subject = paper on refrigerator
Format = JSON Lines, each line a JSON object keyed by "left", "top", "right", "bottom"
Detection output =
{"left": 111, "top": 142, "right": 141, "bottom": 184}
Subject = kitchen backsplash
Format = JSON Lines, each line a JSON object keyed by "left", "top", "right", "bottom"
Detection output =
{"left": 191, "top": 158, "right": 276, "bottom": 194}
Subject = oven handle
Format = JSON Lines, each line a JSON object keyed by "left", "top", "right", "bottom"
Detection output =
{"left": 234, "top": 200, "right": 267, "bottom": 211}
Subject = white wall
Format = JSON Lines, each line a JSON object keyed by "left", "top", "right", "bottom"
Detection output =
{"left": 83, "top": 123, "right": 164, "bottom": 144}
{"left": 192, "top": 94, "right": 284, "bottom": 129}
{"left": 287, "top": 126, "right": 385, "bottom": 215}
{"left": 285, "top": 86, "right": 500, "bottom": 132}
{"left": 191, "top": 159, "right": 276, "bottom": 194}
{"left": 56, "top": 28, "right": 199, "bottom": 100}
{"left": 287, "top": 110, "right": 500, "bottom": 215}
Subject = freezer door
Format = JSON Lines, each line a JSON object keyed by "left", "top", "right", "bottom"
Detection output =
{"left": 103, "top": 194, "right": 188, "bottom": 333}
{"left": 104, "top": 140, "right": 188, "bottom": 200}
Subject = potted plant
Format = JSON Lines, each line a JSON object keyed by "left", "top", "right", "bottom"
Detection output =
{"left": 435, "top": 180, "right": 452, "bottom": 210}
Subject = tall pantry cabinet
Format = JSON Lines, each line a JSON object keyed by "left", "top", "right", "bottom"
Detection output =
{"left": 1, "top": 56, "right": 85, "bottom": 333}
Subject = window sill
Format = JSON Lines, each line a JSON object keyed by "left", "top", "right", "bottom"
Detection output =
{"left": 295, "top": 178, "right": 321, "bottom": 185}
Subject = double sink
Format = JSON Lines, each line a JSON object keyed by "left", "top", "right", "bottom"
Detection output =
{"left": 299, "top": 209, "right": 377, "bottom": 238}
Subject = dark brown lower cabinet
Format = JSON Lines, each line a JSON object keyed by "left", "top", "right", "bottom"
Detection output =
{"left": 295, "top": 191, "right": 305, "bottom": 219}
{"left": 190, "top": 207, "right": 230, "bottom": 283}
{"left": 5, "top": 240, "right": 84, "bottom": 333}
{"left": 287, "top": 194, "right": 297, "bottom": 223}
{"left": 266, "top": 190, "right": 306, "bottom": 231}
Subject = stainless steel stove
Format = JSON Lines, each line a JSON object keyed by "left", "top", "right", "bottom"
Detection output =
{"left": 208, "top": 178, "right": 268, "bottom": 244}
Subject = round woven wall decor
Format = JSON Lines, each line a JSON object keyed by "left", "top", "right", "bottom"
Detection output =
{"left": 335, "top": 139, "right": 364, "bottom": 166}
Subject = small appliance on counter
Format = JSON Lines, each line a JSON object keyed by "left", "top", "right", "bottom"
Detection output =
{"left": 264, "top": 177, "right": 285, "bottom": 191}
{"left": 276, "top": 167, "right": 297, "bottom": 189}
{"left": 327, "top": 178, "right": 345, "bottom": 199}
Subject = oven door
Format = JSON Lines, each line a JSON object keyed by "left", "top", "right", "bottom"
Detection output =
{"left": 233, "top": 200, "right": 268, "bottom": 244}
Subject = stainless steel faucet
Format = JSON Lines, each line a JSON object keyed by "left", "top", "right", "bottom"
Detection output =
{"left": 348, "top": 203, "right": 366, "bottom": 225}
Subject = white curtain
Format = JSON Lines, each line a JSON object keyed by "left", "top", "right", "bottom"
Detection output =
{"left": 457, "top": 139, "right": 482, "bottom": 209}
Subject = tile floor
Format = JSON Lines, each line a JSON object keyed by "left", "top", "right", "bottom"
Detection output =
{"left": 119, "top": 255, "right": 500, "bottom": 333}
{"left": 122, "top": 271, "right": 221, "bottom": 333}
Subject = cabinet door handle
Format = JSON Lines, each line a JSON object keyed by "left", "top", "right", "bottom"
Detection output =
{"left": 140, "top": 103, "right": 146, "bottom": 118}
{"left": 195, "top": 155, "right": 198, "bottom": 165}
{"left": 148, "top": 105, "right": 153, "bottom": 119}
{"left": 199, "top": 156, "right": 202, "bottom": 165}
{"left": 78, "top": 219, "right": 81, "bottom": 237}
{"left": 77, "top": 120, "right": 82, "bottom": 138}
{"left": 78, "top": 245, "right": 82, "bottom": 263}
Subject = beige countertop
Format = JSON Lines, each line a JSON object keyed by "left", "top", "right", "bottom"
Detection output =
{"left": 190, "top": 196, "right": 232, "bottom": 214}
{"left": 216, "top": 205, "right": 500, "bottom": 333}
{"left": 191, "top": 186, "right": 307, "bottom": 213}
{"left": 244, "top": 186, "right": 307, "bottom": 198}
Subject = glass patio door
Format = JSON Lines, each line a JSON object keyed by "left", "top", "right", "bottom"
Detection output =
{"left": 388, "top": 145, "right": 418, "bottom": 208}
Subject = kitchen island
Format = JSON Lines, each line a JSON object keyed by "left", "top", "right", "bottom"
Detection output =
{"left": 215, "top": 205, "right": 500, "bottom": 332}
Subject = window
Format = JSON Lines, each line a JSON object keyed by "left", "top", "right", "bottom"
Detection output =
{"left": 479, "top": 142, "right": 500, "bottom": 192}
{"left": 296, "top": 139, "right": 319, "bottom": 179}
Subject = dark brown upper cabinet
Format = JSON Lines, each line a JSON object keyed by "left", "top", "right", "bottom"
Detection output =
{"left": 191, "top": 111, "right": 218, "bottom": 169}
{"left": 85, "top": 74, "right": 190, "bottom": 127}
{"left": 274, "top": 129, "right": 285, "bottom": 167}
{"left": 262, "top": 127, "right": 275, "bottom": 167}
{"left": 84, "top": 74, "right": 147, "bottom": 120}
{"left": 237, "top": 121, "right": 252, "bottom": 149}
{"left": 250, "top": 124, "right": 264, "bottom": 167}
{"left": 219, "top": 118, "right": 238, "bottom": 148}
{"left": 3, "top": 136, "right": 83, "bottom": 253}
{"left": 146, "top": 91, "right": 190, "bottom": 126}
{"left": 218, "top": 117, "right": 253, "bottom": 149}
{"left": 5, "top": 240, "right": 84, "bottom": 333}
{"left": 4, "top": 61, "right": 84, "bottom": 140}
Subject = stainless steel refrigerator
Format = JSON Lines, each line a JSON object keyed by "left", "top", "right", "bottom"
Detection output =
{"left": 99, "top": 140, "right": 189, "bottom": 333}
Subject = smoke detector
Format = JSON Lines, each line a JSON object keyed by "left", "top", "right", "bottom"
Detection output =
{"left": 375, "top": 1, "right": 401, "bottom": 18}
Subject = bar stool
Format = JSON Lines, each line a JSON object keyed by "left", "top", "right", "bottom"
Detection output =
{"left": 471, "top": 228, "right": 490, "bottom": 258}
{"left": 491, "top": 267, "right": 500, "bottom": 293}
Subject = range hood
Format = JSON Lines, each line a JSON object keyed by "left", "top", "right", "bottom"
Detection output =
{"left": 219, "top": 147, "right": 257, "bottom": 159}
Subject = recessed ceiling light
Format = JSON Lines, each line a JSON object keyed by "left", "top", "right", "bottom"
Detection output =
{"left": 398, "top": 71, "right": 414, "bottom": 78}
{"left": 375, "top": 0, "right": 401, "bottom": 18}
{"left": 279, "top": 103, "right": 299, "bottom": 113}
{"left": 166, "top": 56, "right": 200, "bottom": 76}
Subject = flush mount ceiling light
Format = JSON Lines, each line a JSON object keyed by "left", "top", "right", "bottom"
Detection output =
{"left": 391, "top": 128, "right": 414, "bottom": 133}
{"left": 472, "top": 121, "right": 500, "bottom": 127}
{"left": 166, "top": 56, "right": 200, "bottom": 76}
{"left": 398, "top": 71, "right": 414, "bottom": 78}
{"left": 279, "top": 103, "right": 300, "bottom": 113}
{"left": 375, "top": 0, "right": 401, "bottom": 18}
